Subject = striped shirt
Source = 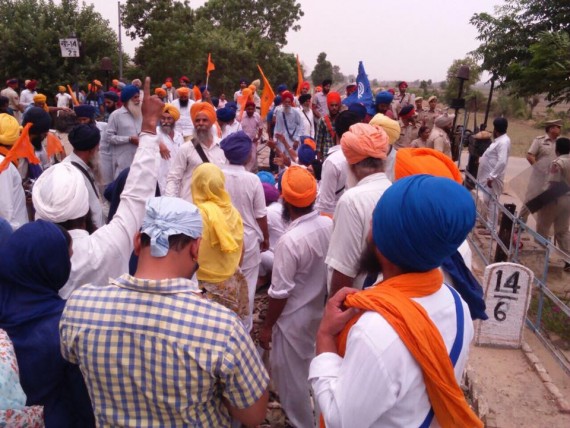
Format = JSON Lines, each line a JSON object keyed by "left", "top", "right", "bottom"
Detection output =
{"left": 60, "top": 274, "right": 269, "bottom": 428}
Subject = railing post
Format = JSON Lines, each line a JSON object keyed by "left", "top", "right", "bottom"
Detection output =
{"left": 494, "top": 203, "right": 517, "bottom": 262}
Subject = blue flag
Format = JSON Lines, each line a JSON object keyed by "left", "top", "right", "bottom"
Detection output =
{"left": 342, "top": 61, "right": 375, "bottom": 116}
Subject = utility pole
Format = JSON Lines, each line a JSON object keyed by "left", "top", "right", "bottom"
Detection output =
{"left": 118, "top": 1, "right": 123, "bottom": 79}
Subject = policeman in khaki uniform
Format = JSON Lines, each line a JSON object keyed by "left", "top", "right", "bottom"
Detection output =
{"left": 520, "top": 119, "right": 562, "bottom": 221}
{"left": 394, "top": 105, "right": 419, "bottom": 150}
{"left": 419, "top": 95, "right": 440, "bottom": 129}
{"left": 536, "top": 137, "right": 570, "bottom": 271}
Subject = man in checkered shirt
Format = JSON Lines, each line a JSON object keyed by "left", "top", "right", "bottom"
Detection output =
{"left": 60, "top": 197, "right": 269, "bottom": 427}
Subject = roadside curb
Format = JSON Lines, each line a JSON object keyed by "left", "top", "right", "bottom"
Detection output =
{"left": 521, "top": 341, "right": 570, "bottom": 413}
{"left": 463, "top": 365, "right": 495, "bottom": 427}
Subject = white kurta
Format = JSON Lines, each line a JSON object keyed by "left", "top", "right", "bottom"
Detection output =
{"left": 164, "top": 137, "right": 225, "bottom": 202}
{"left": 259, "top": 200, "right": 286, "bottom": 277}
{"left": 326, "top": 173, "right": 392, "bottom": 290}
{"left": 220, "top": 120, "right": 243, "bottom": 139}
{"left": 274, "top": 107, "right": 303, "bottom": 157}
{"left": 309, "top": 285, "right": 473, "bottom": 428}
{"left": 58, "top": 133, "right": 159, "bottom": 299}
{"left": 19, "top": 89, "right": 36, "bottom": 109}
{"left": 0, "top": 155, "right": 28, "bottom": 229}
{"left": 157, "top": 128, "right": 183, "bottom": 195}
{"left": 299, "top": 106, "right": 315, "bottom": 138}
{"left": 171, "top": 98, "right": 195, "bottom": 138}
{"left": 477, "top": 133, "right": 511, "bottom": 221}
{"left": 222, "top": 164, "right": 267, "bottom": 331}
{"left": 62, "top": 152, "right": 104, "bottom": 228}
{"left": 106, "top": 106, "right": 142, "bottom": 179}
{"left": 315, "top": 145, "right": 347, "bottom": 215}
{"left": 270, "top": 210, "right": 332, "bottom": 428}
{"left": 96, "top": 121, "right": 113, "bottom": 187}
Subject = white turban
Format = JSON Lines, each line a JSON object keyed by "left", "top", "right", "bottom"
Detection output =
{"left": 32, "top": 163, "right": 89, "bottom": 223}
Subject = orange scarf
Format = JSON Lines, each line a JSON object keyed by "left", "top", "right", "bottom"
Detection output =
{"left": 326, "top": 269, "right": 482, "bottom": 428}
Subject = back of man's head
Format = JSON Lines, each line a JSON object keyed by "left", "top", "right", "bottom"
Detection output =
{"left": 556, "top": 137, "right": 570, "bottom": 155}
{"left": 493, "top": 117, "right": 508, "bottom": 135}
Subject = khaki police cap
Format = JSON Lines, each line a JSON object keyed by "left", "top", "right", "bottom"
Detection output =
{"left": 428, "top": 95, "right": 437, "bottom": 103}
{"left": 545, "top": 119, "right": 562, "bottom": 127}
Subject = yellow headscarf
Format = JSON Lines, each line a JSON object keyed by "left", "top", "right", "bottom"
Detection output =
{"left": 191, "top": 163, "right": 244, "bottom": 282}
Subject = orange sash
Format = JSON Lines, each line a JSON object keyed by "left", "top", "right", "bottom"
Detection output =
{"left": 323, "top": 269, "right": 482, "bottom": 428}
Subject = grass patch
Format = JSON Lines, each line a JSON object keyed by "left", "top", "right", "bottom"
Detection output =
{"left": 527, "top": 290, "right": 570, "bottom": 349}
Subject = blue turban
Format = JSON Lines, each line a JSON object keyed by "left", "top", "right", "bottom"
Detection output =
{"left": 375, "top": 91, "right": 394, "bottom": 105}
{"left": 74, "top": 104, "right": 97, "bottom": 119}
{"left": 23, "top": 107, "right": 51, "bottom": 134}
{"left": 226, "top": 102, "right": 238, "bottom": 111}
{"left": 220, "top": 131, "right": 252, "bottom": 165}
{"left": 277, "top": 84, "right": 288, "bottom": 93}
{"left": 216, "top": 107, "right": 236, "bottom": 123}
{"left": 141, "top": 197, "right": 203, "bottom": 257}
{"left": 0, "top": 217, "right": 12, "bottom": 245}
{"left": 297, "top": 144, "right": 316, "bottom": 166}
{"left": 103, "top": 91, "right": 119, "bottom": 102}
{"left": 274, "top": 95, "right": 282, "bottom": 106}
{"left": 257, "top": 171, "right": 276, "bottom": 186}
{"left": 68, "top": 124, "right": 101, "bottom": 151}
{"left": 373, "top": 175, "right": 475, "bottom": 272}
{"left": 120, "top": 84, "right": 139, "bottom": 103}
{"left": 348, "top": 102, "right": 367, "bottom": 120}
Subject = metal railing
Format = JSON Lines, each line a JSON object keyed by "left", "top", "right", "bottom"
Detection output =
{"left": 465, "top": 170, "right": 570, "bottom": 374}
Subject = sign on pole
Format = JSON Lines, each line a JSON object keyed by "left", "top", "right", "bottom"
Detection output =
{"left": 59, "top": 38, "right": 80, "bottom": 57}
{"left": 476, "top": 262, "right": 533, "bottom": 348}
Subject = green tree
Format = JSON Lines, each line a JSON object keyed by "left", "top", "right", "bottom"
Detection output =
{"left": 332, "top": 65, "right": 345, "bottom": 85}
{"left": 310, "top": 52, "right": 333, "bottom": 86}
{"left": 443, "top": 57, "right": 481, "bottom": 105}
{"left": 470, "top": 0, "right": 570, "bottom": 102}
{"left": 0, "top": 0, "right": 121, "bottom": 97}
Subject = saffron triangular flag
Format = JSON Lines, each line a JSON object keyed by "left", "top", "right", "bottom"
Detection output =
{"left": 207, "top": 53, "right": 215, "bottom": 77}
{"left": 257, "top": 65, "right": 275, "bottom": 119}
{"left": 296, "top": 55, "right": 304, "bottom": 97}
{"left": 0, "top": 123, "right": 39, "bottom": 173}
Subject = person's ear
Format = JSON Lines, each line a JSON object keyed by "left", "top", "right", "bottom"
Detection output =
{"left": 189, "top": 237, "right": 201, "bottom": 261}
{"left": 133, "top": 232, "right": 142, "bottom": 256}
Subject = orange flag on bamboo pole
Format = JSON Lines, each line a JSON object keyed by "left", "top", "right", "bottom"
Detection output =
{"left": 295, "top": 55, "right": 304, "bottom": 97}
{"left": 257, "top": 65, "right": 275, "bottom": 119}
{"left": 67, "top": 85, "right": 80, "bottom": 106}
{"left": 206, "top": 53, "right": 215, "bottom": 77}
{"left": 0, "top": 123, "right": 39, "bottom": 173}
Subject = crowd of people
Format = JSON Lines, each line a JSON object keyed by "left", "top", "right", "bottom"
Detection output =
{"left": 0, "top": 69, "right": 568, "bottom": 428}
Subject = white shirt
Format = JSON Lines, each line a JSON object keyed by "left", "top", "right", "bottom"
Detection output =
{"left": 315, "top": 145, "right": 347, "bottom": 215}
{"left": 164, "top": 136, "right": 225, "bottom": 202}
{"left": 105, "top": 106, "right": 142, "bottom": 179}
{"left": 326, "top": 173, "right": 392, "bottom": 289}
{"left": 220, "top": 120, "right": 243, "bottom": 139}
{"left": 62, "top": 152, "right": 104, "bottom": 229}
{"left": 59, "top": 134, "right": 159, "bottom": 299}
{"left": 171, "top": 98, "right": 195, "bottom": 137}
{"left": 267, "top": 201, "right": 286, "bottom": 252}
{"left": 299, "top": 107, "right": 315, "bottom": 138}
{"left": 19, "top": 89, "right": 36, "bottom": 108}
{"left": 222, "top": 164, "right": 266, "bottom": 269}
{"left": 309, "top": 285, "right": 473, "bottom": 428}
{"left": 270, "top": 211, "right": 332, "bottom": 353}
{"left": 157, "top": 127, "right": 184, "bottom": 195}
{"left": 478, "top": 133, "right": 511, "bottom": 185}
{"left": 0, "top": 155, "right": 28, "bottom": 229}
{"left": 55, "top": 92, "right": 72, "bottom": 108}
{"left": 274, "top": 107, "right": 303, "bottom": 156}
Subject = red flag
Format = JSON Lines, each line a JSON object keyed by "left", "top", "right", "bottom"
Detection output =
{"left": 206, "top": 53, "right": 215, "bottom": 77}
{"left": 257, "top": 65, "right": 275, "bottom": 119}
{"left": 296, "top": 55, "right": 304, "bottom": 97}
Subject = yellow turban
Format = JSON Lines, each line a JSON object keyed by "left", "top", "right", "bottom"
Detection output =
{"left": 281, "top": 165, "right": 317, "bottom": 208}
{"left": 0, "top": 113, "right": 21, "bottom": 146}
{"left": 190, "top": 102, "right": 216, "bottom": 125}
{"left": 369, "top": 113, "right": 401, "bottom": 145}
{"left": 395, "top": 148, "right": 462, "bottom": 184}
{"left": 177, "top": 87, "right": 190, "bottom": 97}
{"left": 163, "top": 104, "right": 180, "bottom": 122}
{"left": 33, "top": 94, "right": 47, "bottom": 103}
{"left": 341, "top": 123, "right": 390, "bottom": 165}
{"left": 58, "top": 85, "right": 66, "bottom": 92}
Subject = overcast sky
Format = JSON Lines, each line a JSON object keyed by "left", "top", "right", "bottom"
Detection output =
{"left": 83, "top": 0, "right": 501, "bottom": 82}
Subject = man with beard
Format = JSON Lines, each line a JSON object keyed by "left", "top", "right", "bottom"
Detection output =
{"left": 394, "top": 104, "right": 419, "bottom": 150}
{"left": 103, "top": 91, "right": 119, "bottom": 122}
{"left": 165, "top": 102, "right": 226, "bottom": 202}
{"left": 274, "top": 91, "right": 303, "bottom": 163}
{"left": 427, "top": 114, "right": 454, "bottom": 158}
{"left": 1, "top": 79, "right": 23, "bottom": 122}
{"left": 309, "top": 175, "right": 481, "bottom": 428}
{"left": 217, "top": 106, "right": 242, "bottom": 139}
{"left": 62, "top": 124, "right": 104, "bottom": 228}
{"left": 106, "top": 84, "right": 143, "bottom": 179}
{"left": 374, "top": 91, "right": 396, "bottom": 120}
{"left": 85, "top": 80, "right": 105, "bottom": 117}
{"left": 259, "top": 166, "right": 332, "bottom": 428}
{"left": 326, "top": 123, "right": 391, "bottom": 296}
{"left": 172, "top": 87, "right": 195, "bottom": 142}
{"left": 313, "top": 78, "right": 332, "bottom": 120}
{"left": 157, "top": 104, "right": 183, "bottom": 194}
{"left": 315, "top": 91, "right": 342, "bottom": 159}
{"left": 239, "top": 101, "right": 263, "bottom": 172}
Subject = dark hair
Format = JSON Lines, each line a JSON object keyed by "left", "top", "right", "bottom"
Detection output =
{"left": 322, "top": 79, "right": 332, "bottom": 86}
{"left": 354, "top": 157, "right": 384, "bottom": 172}
{"left": 57, "top": 209, "right": 96, "bottom": 235}
{"left": 556, "top": 137, "right": 570, "bottom": 155}
{"left": 493, "top": 117, "right": 508, "bottom": 134}
{"left": 140, "top": 233, "right": 194, "bottom": 253}
{"left": 286, "top": 201, "right": 315, "bottom": 217}
{"left": 418, "top": 126, "right": 429, "bottom": 138}
{"left": 55, "top": 224, "right": 72, "bottom": 249}
{"left": 335, "top": 110, "right": 362, "bottom": 138}
{"left": 0, "top": 95, "right": 8, "bottom": 108}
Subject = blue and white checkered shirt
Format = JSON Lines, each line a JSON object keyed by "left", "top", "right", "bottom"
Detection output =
{"left": 60, "top": 274, "right": 269, "bottom": 427}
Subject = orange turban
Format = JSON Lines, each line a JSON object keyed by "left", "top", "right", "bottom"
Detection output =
{"left": 112, "top": 79, "right": 119, "bottom": 86}
{"left": 327, "top": 91, "right": 341, "bottom": 105}
{"left": 163, "top": 104, "right": 180, "bottom": 122}
{"left": 177, "top": 87, "right": 190, "bottom": 97}
{"left": 281, "top": 166, "right": 317, "bottom": 208}
{"left": 341, "top": 123, "right": 389, "bottom": 165}
{"left": 165, "top": 81, "right": 172, "bottom": 89}
{"left": 33, "top": 94, "right": 47, "bottom": 103}
{"left": 190, "top": 102, "right": 216, "bottom": 125}
{"left": 155, "top": 87, "right": 167, "bottom": 97}
{"left": 395, "top": 148, "right": 462, "bottom": 183}
{"left": 248, "top": 84, "right": 256, "bottom": 94}
{"left": 369, "top": 113, "right": 401, "bottom": 145}
{"left": 302, "top": 137, "right": 316, "bottom": 151}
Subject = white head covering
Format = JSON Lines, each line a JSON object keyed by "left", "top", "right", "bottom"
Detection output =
{"left": 32, "top": 163, "right": 89, "bottom": 223}
{"left": 141, "top": 197, "right": 203, "bottom": 257}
